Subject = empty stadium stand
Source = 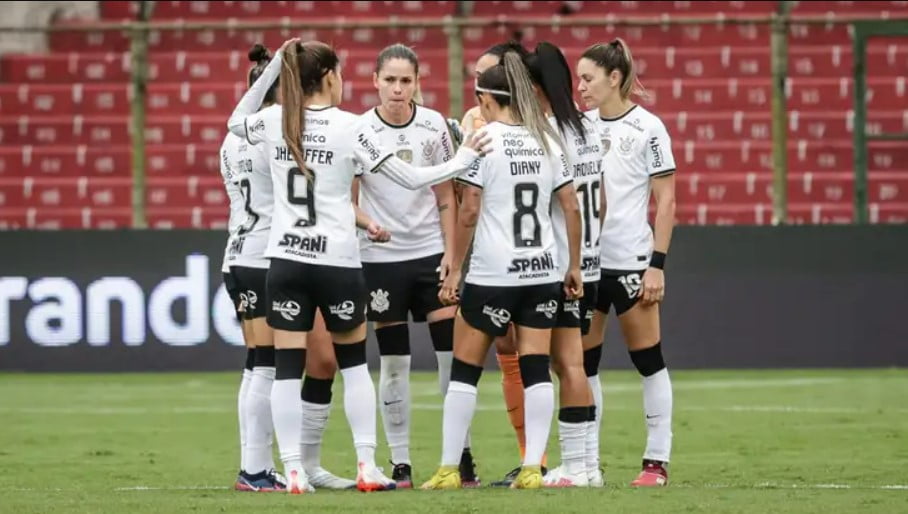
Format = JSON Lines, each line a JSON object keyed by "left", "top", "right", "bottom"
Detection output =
{"left": 0, "top": 0, "right": 905, "bottom": 228}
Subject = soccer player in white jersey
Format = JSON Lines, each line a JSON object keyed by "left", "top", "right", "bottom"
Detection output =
{"left": 460, "top": 43, "right": 548, "bottom": 486}
{"left": 226, "top": 38, "right": 489, "bottom": 494}
{"left": 220, "top": 45, "right": 286, "bottom": 492}
{"left": 577, "top": 38, "right": 678, "bottom": 487}
{"left": 525, "top": 42, "right": 607, "bottom": 488}
{"left": 422, "top": 47, "right": 583, "bottom": 491}
{"left": 354, "top": 43, "right": 477, "bottom": 489}
{"left": 225, "top": 44, "right": 356, "bottom": 492}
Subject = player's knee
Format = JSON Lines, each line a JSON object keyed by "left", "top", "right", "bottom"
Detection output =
{"left": 518, "top": 354, "right": 552, "bottom": 388}
{"left": 450, "top": 357, "right": 483, "bottom": 387}
{"left": 629, "top": 341, "right": 665, "bottom": 377}
{"left": 333, "top": 340, "right": 367, "bottom": 370}
{"left": 428, "top": 318, "right": 454, "bottom": 353}
{"left": 375, "top": 323, "right": 410, "bottom": 356}
{"left": 583, "top": 344, "right": 603, "bottom": 377}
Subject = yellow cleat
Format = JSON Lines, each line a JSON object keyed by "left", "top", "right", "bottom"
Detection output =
{"left": 420, "top": 466, "right": 461, "bottom": 490}
{"left": 510, "top": 465, "right": 544, "bottom": 489}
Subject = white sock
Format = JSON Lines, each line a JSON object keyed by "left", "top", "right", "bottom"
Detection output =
{"left": 523, "top": 382, "right": 555, "bottom": 467}
{"left": 340, "top": 363, "right": 378, "bottom": 466}
{"left": 246, "top": 366, "right": 276, "bottom": 474}
{"left": 379, "top": 355, "right": 411, "bottom": 465}
{"left": 238, "top": 369, "right": 252, "bottom": 472}
{"left": 301, "top": 400, "right": 330, "bottom": 472}
{"left": 559, "top": 420, "right": 588, "bottom": 475}
{"left": 435, "top": 351, "right": 472, "bottom": 451}
{"left": 441, "top": 381, "right": 477, "bottom": 466}
{"left": 270, "top": 377, "right": 303, "bottom": 474}
{"left": 586, "top": 374, "right": 603, "bottom": 471}
{"left": 642, "top": 368, "right": 673, "bottom": 463}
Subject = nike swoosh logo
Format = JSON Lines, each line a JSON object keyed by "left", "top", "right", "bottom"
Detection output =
{"left": 646, "top": 414, "right": 660, "bottom": 419}
{"left": 383, "top": 400, "right": 402, "bottom": 406}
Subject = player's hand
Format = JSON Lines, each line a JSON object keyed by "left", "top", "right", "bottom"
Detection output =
{"left": 463, "top": 130, "right": 492, "bottom": 157}
{"left": 366, "top": 222, "right": 391, "bottom": 243}
{"left": 564, "top": 267, "right": 584, "bottom": 301}
{"left": 280, "top": 37, "right": 301, "bottom": 52}
{"left": 437, "top": 252, "right": 454, "bottom": 283}
{"left": 439, "top": 267, "right": 462, "bottom": 306}
{"left": 640, "top": 267, "right": 665, "bottom": 305}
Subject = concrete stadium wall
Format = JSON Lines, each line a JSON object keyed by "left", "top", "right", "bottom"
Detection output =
{"left": 1, "top": 226, "right": 906, "bottom": 372}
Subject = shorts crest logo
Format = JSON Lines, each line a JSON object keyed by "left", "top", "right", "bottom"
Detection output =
{"left": 330, "top": 300, "right": 356, "bottom": 321}
{"left": 563, "top": 299, "right": 581, "bottom": 319}
{"left": 535, "top": 300, "right": 559, "bottom": 319}
{"left": 272, "top": 300, "right": 301, "bottom": 321}
{"left": 482, "top": 305, "right": 511, "bottom": 328}
{"left": 370, "top": 289, "right": 390, "bottom": 313}
{"left": 241, "top": 290, "right": 258, "bottom": 310}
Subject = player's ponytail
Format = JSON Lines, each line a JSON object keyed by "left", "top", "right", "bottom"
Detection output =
{"left": 526, "top": 41, "right": 587, "bottom": 142}
{"left": 281, "top": 41, "right": 339, "bottom": 181}
{"left": 581, "top": 38, "right": 648, "bottom": 101}
{"left": 280, "top": 41, "right": 308, "bottom": 179}
{"left": 501, "top": 50, "right": 561, "bottom": 154}
{"left": 247, "top": 43, "right": 278, "bottom": 107}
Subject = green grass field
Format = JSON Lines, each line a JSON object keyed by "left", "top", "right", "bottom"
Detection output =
{"left": 1, "top": 368, "right": 906, "bottom": 513}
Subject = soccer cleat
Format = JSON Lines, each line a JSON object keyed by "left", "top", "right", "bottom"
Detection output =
{"left": 391, "top": 462, "right": 413, "bottom": 489}
{"left": 356, "top": 462, "right": 397, "bottom": 492}
{"left": 420, "top": 465, "right": 461, "bottom": 490}
{"left": 630, "top": 460, "right": 668, "bottom": 487}
{"left": 491, "top": 464, "right": 547, "bottom": 487}
{"left": 587, "top": 467, "right": 605, "bottom": 488}
{"left": 307, "top": 466, "right": 357, "bottom": 490}
{"left": 459, "top": 448, "right": 481, "bottom": 488}
{"left": 510, "top": 465, "right": 544, "bottom": 489}
{"left": 489, "top": 466, "right": 520, "bottom": 487}
{"left": 285, "top": 468, "right": 314, "bottom": 494}
{"left": 234, "top": 469, "right": 288, "bottom": 492}
{"left": 542, "top": 465, "right": 589, "bottom": 488}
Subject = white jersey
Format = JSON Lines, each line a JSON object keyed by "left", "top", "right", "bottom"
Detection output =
{"left": 219, "top": 133, "right": 246, "bottom": 273}
{"left": 357, "top": 104, "right": 455, "bottom": 262}
{"left": 549, "top": 116, "right": 606, "bottom": 283}
{"left": 456, "top": 122, "right": 573, "bottom": 287}
{"left": 587, "top": 105, "right": 676, "bottom": 271}
{"left": 241, "top": 104, "right": 395, "bottom": 269}
{"left": 220, "top": 131, "right": 272, "bottom": 269}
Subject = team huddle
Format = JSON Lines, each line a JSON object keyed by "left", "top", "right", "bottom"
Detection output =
{"left": 219, "top": 35, "right": 677, "bottom": 494}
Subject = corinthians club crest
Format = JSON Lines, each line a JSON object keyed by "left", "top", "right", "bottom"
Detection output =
{"left": 618, "top": 135, "right": 636, "bottom": 156}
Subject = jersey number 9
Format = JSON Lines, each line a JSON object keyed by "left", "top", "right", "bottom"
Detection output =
{"left": 288, "top": 167, "right": 317, "bottom": 227}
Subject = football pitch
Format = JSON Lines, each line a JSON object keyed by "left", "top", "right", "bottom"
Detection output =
{"left": 1, "top": 368, "right": 905, "bottom": 513}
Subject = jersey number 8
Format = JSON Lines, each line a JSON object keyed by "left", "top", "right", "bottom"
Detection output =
{"left": 288, "top": 167, "right": 317, "bottom": 227}
{"left": 513, "top": 183, "right": 541, "bottom": 248}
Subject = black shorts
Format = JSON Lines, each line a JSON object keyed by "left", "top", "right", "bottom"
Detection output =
{"left": 555, "top": 281, "right": 599, "bottom": 335}
{"left": 266, "top": 258, "right": 367, "bottom": 333}
{"left": 223, "top": 271, "right": 242, "bottom": 322}
{"left": 596, "top": 269, "right": 645, "bottom": 316}
{"left": 362, "top": 253, "right": 445, "bottom": 323}
{"left": 231, "top": 266, "right": 268, "bottom": 320}
{"left": 459, "top": 282, "right": 561, "bottom": 337}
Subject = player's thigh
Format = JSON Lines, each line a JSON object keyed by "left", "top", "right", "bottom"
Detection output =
{"left": 266, "top": 258, "right": 317, "bottom": 349}
{"left": 305, "top": 308, "right": 337, "bottom": 379}
{"left": 617, "top": 300, "right": 661, "bottom": 351}
{"left": 452, "top": 310, "right": 494, "bottom": 367}
{"left": 512, "top": 282, "right": 562, "bottom": 356}
{"left": 311, "top": 264, "right": 369, "bottom": 343}
{"left": 410, "top": 253, "right": 454, "bottom": 324}
{"left": 494, "top": 324, "right": 518, "bottom": 355}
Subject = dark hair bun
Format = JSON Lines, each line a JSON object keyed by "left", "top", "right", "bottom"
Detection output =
{"left": 248, "top": 44, "right": 271, "bottom": 64}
